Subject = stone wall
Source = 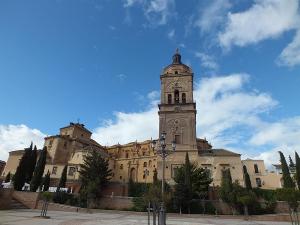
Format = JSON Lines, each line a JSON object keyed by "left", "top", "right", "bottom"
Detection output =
{"left": 0, "top": 188, "right": 13, "bottom": 209}
{"left": 97, "top": 196, "right": 133, "bottom": 210}
{"left": 12, "top": 191, "right": 40, "bottom": 209}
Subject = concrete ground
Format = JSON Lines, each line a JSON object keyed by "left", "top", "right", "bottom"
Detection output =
{"left": 0, "top": 209, "right": 291, "bottom": 225}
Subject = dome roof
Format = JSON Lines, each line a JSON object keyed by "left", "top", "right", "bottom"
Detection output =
{"left": 162, "top": 49, "right": 193, "bottom": 74}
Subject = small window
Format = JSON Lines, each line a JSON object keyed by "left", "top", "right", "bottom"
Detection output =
{"left": 120, "top": 164, "right": 123, "bottom": 170}
{"left": 52, "top": 166, "right": 57, "bottom": 175}
{"left": 256, "top": 178, "right": 262, "bottom": 187}
{"left": 126, "top": 153, "right": 129, "bottom": 158}
{"left": 254, "top": 164, "right": 259, "bottom": 173}
{"left": 182, "top": 93, "right": 186, "bottom": 103}
{"left": 168, "top": 94, "right": 172, "bottom": 104}
{"left": 174, "top": 90, "right": 179, "bottom": 104}
{"left": 143, "top": 162, "right": 147, "bottom": 167}
{"left": 63, "top": 141, "right": 67, "bottom": 148}
{"left": 68, "top": 167, "right": 76, "bottom": 176}
{"left": 175, "top": 71, "right": 178, "bottom": 74}
{"left": 120, "top": 176, "right": 122, "bottom": 180}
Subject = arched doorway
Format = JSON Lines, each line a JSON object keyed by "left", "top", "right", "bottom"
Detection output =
{"left": 130, "top": 168, "right": 136, "bottom": 182}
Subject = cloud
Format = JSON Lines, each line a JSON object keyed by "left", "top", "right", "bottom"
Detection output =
{"left": 167, "top": 29, "right": 175, "bottom": 40}
{"left": 218, "top": 0, "right": 299, "bottom": 49}
{"left": 278, "top": 30, "right": 300, "bottom": 66}
{"left": 195, "top": 52, "right": 219, "bottom": 70}
{"left": 117, "top": 73, "right": 127, "bottom": 81}
{"left": 91, "top": 73, "right": 300, "bottom": 168}
{"left": 123, "top": 0, "right": 175, "bottom": 26}
{"left": 92, "top": 106, "right": 158, "bottom": 146}
{"left": 0, "top": 124, "right": 46, "bottom": 161}
{"left": 195, "top": 0, "right": 231, "bottom": 34}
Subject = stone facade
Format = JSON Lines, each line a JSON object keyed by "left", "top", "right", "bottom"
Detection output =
{"left": 1, "top": 51, "right": 283, "bottom": 192}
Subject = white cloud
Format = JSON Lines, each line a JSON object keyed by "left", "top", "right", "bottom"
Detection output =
{"left": 195, "top": 74, "right": 277, "bottom": 146}
{"left": 123, "top": 0, "right": 175, "bottom": 26}
{"left": 195, "top": 52, "right": 219, "bottom": 70}
{"left": 92, "top": 106, "right": 158, "bottom": 146}
{"left": 167, "top": 29, "right": 175, "bottom": 40}
{"left": 219, "top": 0, "right": 299, "bottom": 49}
{"left": 117, "top": 73, "right": 127, "bottom": 81}
{"left": 278, "top": 30, "right": 300, "bottom": 66}
{"left": 123, "top": 0, "right": 144, "bottom": 8}
{"left": 249, "top": 117, "right": 300, "bottom": 146}
{"left": 91, "top": 73, "right": 300, "bottom": 168}
{"left": 0, "top": 124, "right": 46, "bottom": 161}
{"left": 195, "top": 0, "right": 231, "bottom": 33}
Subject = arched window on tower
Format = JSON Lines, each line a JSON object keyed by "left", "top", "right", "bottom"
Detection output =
{"left": 174, "top": 90, "right": 179, "bottom": 104}
{"left": 168, "top": 94, "right": 172, "bottom": 104}
{"left": 182, "top": 93, "right": 186, "bottom": 103}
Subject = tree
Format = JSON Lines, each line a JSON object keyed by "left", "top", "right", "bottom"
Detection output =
{"left": 5, "top": 172, "right": 11, "bottom": 183}
{"left": 30, "top": 147, "right": 47, "bottom": 192}
{"left": 184, "top": 152, "right": 192, "bottom": 213}
{"left": 153, "top": 168, "right": 158, "bottom": 184}
{"left": 173, "top": 154, "right": 212, "bottom": 214}
{"left": 279, "top": 151, "right": 295, "bottom": 188}
{"left": 243, "top": 165, "right": 252, "bottom": 190}
{"left": 13, "top": 143, "right": 33, "bottom": 190}
{"left": 295, "top": 152, "right": 300, "bottom": 189}
{"left": 57, "top": 165, "right": 67, "bottom": 192}
{"left": 43, "top": 171, "right": 50, "bottom": 192}
{"left": 79, "top": 149, "right": 112, "bottom": 206}
{"left": 26, "top": 145, "right": 37, "bottom": 183}
{"left": 289, "top": 155, "right": 296, "bottom": 168}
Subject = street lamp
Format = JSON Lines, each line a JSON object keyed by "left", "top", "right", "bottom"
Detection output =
{"left": 151, "top": 132, "right": 176, "bottom": 225}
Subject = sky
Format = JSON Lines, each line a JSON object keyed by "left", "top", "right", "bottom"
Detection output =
{"left": 1, "top": 0, "right": 300, "bottom": 168}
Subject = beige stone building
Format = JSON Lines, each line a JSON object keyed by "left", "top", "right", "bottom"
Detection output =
{"left": 1, "top": 51, "right": 282, "bottom": 192}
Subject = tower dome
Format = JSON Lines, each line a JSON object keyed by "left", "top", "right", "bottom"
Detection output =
{"left": 162, "top": 49, "right": 193, "bottom": 75}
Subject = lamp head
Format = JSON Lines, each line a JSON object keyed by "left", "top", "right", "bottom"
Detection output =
{"left": 171, "top": 140, "right": 176, "bottom": 151}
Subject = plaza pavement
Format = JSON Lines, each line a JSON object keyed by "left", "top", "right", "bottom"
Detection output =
{"left": 0, "top": 209, "right": 291, "bottom": 225}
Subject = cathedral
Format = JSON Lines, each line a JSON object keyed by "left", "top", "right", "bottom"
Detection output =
{"left": 2, "top": 51, "right": 282, "bottom": 194}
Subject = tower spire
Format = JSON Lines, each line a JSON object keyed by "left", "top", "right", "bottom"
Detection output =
{"left": 172, "top": 48, "right": 182, "bottom": 64}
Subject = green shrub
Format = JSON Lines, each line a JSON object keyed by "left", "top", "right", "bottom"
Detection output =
{"left": 132, "top": 197, "right": 147, "bottom": 212}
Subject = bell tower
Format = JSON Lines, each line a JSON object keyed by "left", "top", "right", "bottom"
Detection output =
{"left": 158, "top": 49, "right": 197, "bottom": 152}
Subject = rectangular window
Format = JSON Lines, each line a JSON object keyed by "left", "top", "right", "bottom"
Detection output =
{"left": 256, "top": 178, "right": 262, "bottom": 187}
{"left": 68, "top": 167, "right": 76, "bottom": 176}
{"left": 254, "top": 164, "right": 259, "bottom": 173}
{"left": 52, "top": 166, "right": 57, "bottom": 175}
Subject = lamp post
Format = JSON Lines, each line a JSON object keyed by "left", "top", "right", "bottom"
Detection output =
{"left": 151, "top": 131, "right": 176, "bottom": 225}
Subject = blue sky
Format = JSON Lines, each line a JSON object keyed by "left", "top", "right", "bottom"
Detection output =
{"left": 1, "top": 0, "right": 300, "bottom": 167}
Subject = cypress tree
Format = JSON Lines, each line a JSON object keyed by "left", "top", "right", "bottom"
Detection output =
{"left": 295, "top": 152, "right": 300, "bottom": 189}
{"left": 13, "top": 143, "right": 33, "bottom": 190}
{"left": 279, "top": 151, "right": 295, "bottom": 188}
{"left": 30, "top": 147, "right": 47, "bottom": 192}
{"left": 26, "top": 145, "right": 37, "bottom": 183}
{"left": 184, "top": 152, "right": 192, "bottom": 213}
{"left": 5, "top": 172, "right": 11, "bottom": 183}
{"left": 153, "top": 168, "right": 158, "bottom": 184}
{"left": 289, "top": 155, "right": 296, "bottom": 168}
{"left": 57, "top": 165, "right": 68, "bottom": 192}
{"left": 43, "top": 170, "right": 51, "bottom": 192}
{"left": 243, "top": 165, "right": 252, "bottom": 190}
